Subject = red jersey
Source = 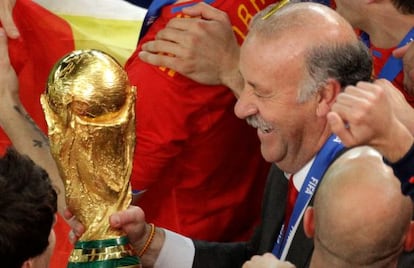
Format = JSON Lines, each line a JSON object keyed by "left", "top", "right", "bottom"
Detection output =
{"left": 125, "top": 0, "right": 273, "bottom": 241}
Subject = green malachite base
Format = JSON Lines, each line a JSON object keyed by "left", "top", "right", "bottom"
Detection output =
{"left": 67, "top": 256, "right": 141, "bottom": 268}
{"left": 67, "top": 236, "right": 141, "bottom": 268}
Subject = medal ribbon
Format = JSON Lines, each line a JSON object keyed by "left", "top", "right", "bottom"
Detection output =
{"left": 272, "top": 134, "right": 344, "bottom": 260}
{"left": 361, "top": 28, "right": 414, "bottom": 81}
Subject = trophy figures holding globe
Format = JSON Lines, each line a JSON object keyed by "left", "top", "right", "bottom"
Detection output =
{"left": 41, "top": 49, "right": 141, "bottom": 268}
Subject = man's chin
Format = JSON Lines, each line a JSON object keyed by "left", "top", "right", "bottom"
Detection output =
{"left": 260, "top": 147, "right": 277, "bottom": 163}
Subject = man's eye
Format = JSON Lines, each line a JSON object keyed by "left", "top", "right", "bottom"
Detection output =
{"left": 253, "top": 90, "right": 269, "bottom": 98}
{"left": 254, "top": 92, "right": 264, "bottom": 98}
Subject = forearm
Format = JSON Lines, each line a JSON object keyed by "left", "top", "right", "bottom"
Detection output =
{"left": 385, "top": 142, "right": 414, "bottom": 200}
{"left": 0, "top": 93, "right": 66, "bottom": 214}
{"left": 380, "top": 116, "right": 414, "bottom": 200}
{"left": 220, "top": 69, "right": 244, "bottom": 98}
{"left": 218, "top": 44, "right": 243, "bottom": 98}
{"left": 376, "top": 121, "right": 414, "bottom": 163}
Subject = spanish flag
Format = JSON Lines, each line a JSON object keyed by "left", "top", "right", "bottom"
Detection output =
{"left": 2, "top": 0, "right": 145, "bottom": 267}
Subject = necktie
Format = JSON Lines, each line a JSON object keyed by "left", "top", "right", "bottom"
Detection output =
{"left": 284, "top": 174, "right": 299, "bottom": 230}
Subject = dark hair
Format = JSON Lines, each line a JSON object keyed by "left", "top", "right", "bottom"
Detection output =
{"left": 391, "top": 0, "right": 414, "bottom": 14}
{"left": 299, "top": 40, "right": 372, "bottom": 101}
{"left": 0, "top": 148, "right": 57, "bottom": 268}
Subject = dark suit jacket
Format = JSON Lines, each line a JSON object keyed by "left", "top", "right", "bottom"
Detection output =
{"left": 192, "top": 164, "right": 414, "bottom": 268}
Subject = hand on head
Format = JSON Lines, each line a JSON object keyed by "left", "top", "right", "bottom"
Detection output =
{"left": 139, "top": 2, "right": 242, "bottom": 92}
{"left": 0, "top": 0, "right": 19, "bottom": 38}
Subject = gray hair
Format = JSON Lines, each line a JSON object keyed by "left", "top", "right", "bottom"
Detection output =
{"left": 298, "top": 41, "right": 372, "bottom": 102}
{"left": 248, "top": 2, "right": 373, "bottom": 103}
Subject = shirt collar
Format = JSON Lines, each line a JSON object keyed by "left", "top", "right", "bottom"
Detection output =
{"left": 284, "top": 157, "right": 315, "bottom": 191}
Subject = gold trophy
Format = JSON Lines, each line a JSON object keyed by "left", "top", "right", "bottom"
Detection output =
{"left": 41, "top": 50, "right": 141, "bottom": 268}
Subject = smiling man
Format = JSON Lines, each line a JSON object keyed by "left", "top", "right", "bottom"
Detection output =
{"left": 77, "top": 3, "right": 375, "bottom": 268}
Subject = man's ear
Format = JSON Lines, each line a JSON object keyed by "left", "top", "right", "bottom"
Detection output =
{"left": 404, "top": 221, "right": 414, "bottom": 251}
{"left": 21, "top": 259, "right": 32, "bottom": 268}
{"left": 303, "top": 207, "right": 315, "bottom": 238}
{"left": 316, "top": 79, "right": 341, "bottom": 117}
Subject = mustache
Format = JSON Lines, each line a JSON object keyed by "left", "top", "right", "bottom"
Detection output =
{"left": 246, "top": 115, "right": 273, "bottom": 133}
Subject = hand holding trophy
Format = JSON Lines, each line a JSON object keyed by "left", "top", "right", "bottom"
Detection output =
{"left": 41, "top": 50, "right": 141, "bottom": 267}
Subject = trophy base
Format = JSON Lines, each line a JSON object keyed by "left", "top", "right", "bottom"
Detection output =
{"left": 67, "top": 236, "right": 141, "bottom": 268}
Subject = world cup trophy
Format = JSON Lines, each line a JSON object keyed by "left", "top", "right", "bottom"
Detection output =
{"left": 40, "top": 50, "right": 141, "bottom": 268}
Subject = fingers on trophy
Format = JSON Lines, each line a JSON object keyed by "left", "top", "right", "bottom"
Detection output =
{"left": 41, "top": 50, "right": 141, "bottom": 267}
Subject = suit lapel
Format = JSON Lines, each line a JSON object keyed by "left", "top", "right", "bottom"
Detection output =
{"left": 257, "top": 164, "right": 288, "bottom": 253}
{"left": 260, "top": 164, "right": 314, "bottom": 267}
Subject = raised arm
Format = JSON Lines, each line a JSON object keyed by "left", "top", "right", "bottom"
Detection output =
{"left": 327, "top": 79, "right": 414, "bottom": 163}
{"left": 0, "top": 0, "right": 19, "bottom": 38}
{"left": 327, "top": 79, "right": 414, "bottom": 199}
{"left": 0, "top": 28, "right": 65, "bottom": 213}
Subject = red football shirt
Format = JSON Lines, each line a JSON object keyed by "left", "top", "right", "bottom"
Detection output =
{"left": 125, "top": 0, "right": 273, "bottom": 241}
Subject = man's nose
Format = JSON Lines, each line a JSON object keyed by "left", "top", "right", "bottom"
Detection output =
{"left": 234, "top": 89, "right": 257, "bottom": 119}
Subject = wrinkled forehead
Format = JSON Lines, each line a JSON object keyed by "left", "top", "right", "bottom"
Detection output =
{"left": 240, "top": 33, "right": 307, "bottom": 79}
{"left": 243, "top": 32, "right": 306, "bottom": 59}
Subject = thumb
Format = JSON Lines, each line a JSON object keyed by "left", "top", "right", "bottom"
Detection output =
{"left": 109, "top": 206, "right": 145, "bottom": 230}
{"left": 327, "top": 112, "right": 354, "bottom": 147}
{"left": 0, "top": 1, "right": 19, "bottom": 39}
{"left": 393, "top": 43, "right": 410, "bottom": 58}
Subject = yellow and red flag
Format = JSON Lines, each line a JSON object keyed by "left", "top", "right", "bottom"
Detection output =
{"left": 2, "top": 1, "right": 145, "bottom": 267}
